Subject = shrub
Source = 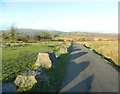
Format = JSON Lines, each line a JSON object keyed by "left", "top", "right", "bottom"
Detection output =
{"left": 81, "top": 38, "right": 86, "bottom": 41}
{"left": 98, "top": 39, "right": 102, "bottom": 41}
{"left": 2, "top": 33, "right": 9, "bottom": 40}
{"left": 16, "top": 35, "right": 30, "bottom": 43}
{"left": 34, "top": 31, "right": 51, "bottom": 41}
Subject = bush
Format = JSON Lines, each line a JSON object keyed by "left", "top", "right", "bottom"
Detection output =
{"left": 58, "top": 39, "right": 64, "bottom": 41}
{"left": 98, "top": 39, "right": 102, "bottom": 41}
{"left": 4, "top": 44, "right": 11, "bottom": 48}
{"left": 28, "top": 41, "right": 37, "bottom": 43}
{"left": 81, "top": 38, "right": 86, "bottom": 41}
{"left": 34, "top": 31, "right": 51, "bottom": 41}
{"left": 16, "top": 35, "right": 30, "bottom": 43}
{"left": 2, "top": 33, "right": 9, "bottom": 40}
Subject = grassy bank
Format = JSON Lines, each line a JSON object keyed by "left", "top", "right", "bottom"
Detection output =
{"left": 18, "top": 46, "right": 71, "bottom": 92}
{"left": 2, "top": 41, "right": 71, "bottom": 92}
{"left": 78, "top": 41, "right": 119, "bottom": 66}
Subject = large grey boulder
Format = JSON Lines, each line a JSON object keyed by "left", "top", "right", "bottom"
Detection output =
{"left": 59, "top": 47, "right": 68, "bottom": 53}
{"left": 2, "top": 83, "right": 17, "bottom": 93}
{"left": 35, "top": 52, "right": 57, "bottom": 68}
{"left": 14, "top": 67, "right": 48, "bottom": 87}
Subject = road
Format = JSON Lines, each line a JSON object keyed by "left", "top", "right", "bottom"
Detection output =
{"left": 59, "top": 43, "right": 118, "bottom": 92}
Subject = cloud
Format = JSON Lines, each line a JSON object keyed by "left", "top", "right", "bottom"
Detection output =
{"left": 1, "top": 16, "right": 117, "bottom": 33}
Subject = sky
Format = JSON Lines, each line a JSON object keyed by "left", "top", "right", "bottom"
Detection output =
{"left": 0, "top": 0, "right": 118, "bottom": 33}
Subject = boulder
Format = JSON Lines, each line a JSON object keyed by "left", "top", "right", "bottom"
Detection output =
{"left": 59, "top": 47, "right": 68, "bottom": 53}
{"left": 35, "top": 52, "right": 57, "bottom": 68}
{"left": 14, "top": 67, "right": 48, "bottom": 87}
{"left": 68, "top": 42, "right": 71, "bottom": 46}
{"left": 66, "top": 42, "right": 71, "bottom": 48}
{"left": 55, "top": 53, "right": 61, "bottom": 58}
{"left": 2, "top": 83, "right": 17, "bottom": 93}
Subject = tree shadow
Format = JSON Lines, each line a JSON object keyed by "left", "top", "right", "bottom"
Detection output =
{"left": 60, "top": 61, "right": 90, "bottom": 90}
{"left": 65, "top": 74, "right": 94, "bottom": 92}
{"left": 71, "top": 45, "right": 77, "bottom": 50}
{"left": 70, "top": 52, "right": 88, "bottom": 60}
{"left": 71, "top": 48, "right": 81, "bottom": 52}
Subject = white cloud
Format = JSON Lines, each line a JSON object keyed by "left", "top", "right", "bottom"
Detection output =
{"left": 1, "top": 15, "right": 117, "bottom": 33}
{"left": 14, "top": 16, "right": 117, "bottom": 33}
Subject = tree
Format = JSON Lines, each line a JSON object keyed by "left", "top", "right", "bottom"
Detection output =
{"left": 34, "top": 31, "right": 51, "bottom": 41}
{"left": 81, "top": 38, "right": 86, "bottom": 41}
{"left": 16, "top": 34, "right": 30, "bottom": 42}
{"left": 34, "top": 34, "right": 41, "bottom": 41}
{"left": 54, "top": 35, "right": 59, "bottom": 37}
{"left": 9, "top": 26, "right": 16, "bottom": 40}
{"left": 38, "top": 31, "right": 51, "bottom": 39}
{"left": 22, "top": 34, "right": 30, "bottom": 42}
{"left": 29, "top": 34, "right": 35, "bottom": 41}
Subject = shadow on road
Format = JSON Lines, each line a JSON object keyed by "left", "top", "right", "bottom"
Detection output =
{"left": 59, "top": 43, "right": 93, "bottom": 92}
{"left": 71, "top": 48, "right": 81, "bottom": 52}
{"left": 66, "top": 74, "right": 94, "bottom": 92}
{"left": 70, "top": 52, "right": 88, "bottom": 60}
{"left": 60, "top": 61, "right": 90, "bottom": 91}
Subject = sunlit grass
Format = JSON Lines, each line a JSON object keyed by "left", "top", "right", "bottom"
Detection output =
{"left": 2, "top": 41, "right": 71, "bottom": 92}
{"left": 79, "top": 41, "right": 119, "bottom": 66}
{"left": 2, "top": 42, "right": 65, "bottom": 83}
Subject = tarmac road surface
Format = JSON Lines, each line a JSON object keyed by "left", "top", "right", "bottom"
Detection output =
{"left": 59, "top": 43, "right": 118, "bottom": 92}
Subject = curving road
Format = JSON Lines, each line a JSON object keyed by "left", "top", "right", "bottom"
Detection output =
{"left": 59, "top": 43, "right": 118, "bottom": 92}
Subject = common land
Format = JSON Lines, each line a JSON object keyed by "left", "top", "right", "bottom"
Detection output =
{"left": 1, "top": 28, "right": 119, "bottom": 92}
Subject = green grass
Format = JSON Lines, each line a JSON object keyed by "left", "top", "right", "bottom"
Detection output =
{"left": 18, "top": 47, "right": 71, "bottom": 92}
{"left": 2, "top": 42, "right": 64, "bottom": 82}
{"left": 2, "top": 42, "right": 71, "bottom": 92}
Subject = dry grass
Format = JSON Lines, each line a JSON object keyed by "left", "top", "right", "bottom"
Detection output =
{"left": 78, "top": 41, "right": 119, "bottom": 66}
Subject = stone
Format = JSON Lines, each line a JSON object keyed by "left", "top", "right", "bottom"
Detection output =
{"left": 66, "top": 42, "right": 71, "bottom": 48}
{"left": 2, "top": 83, "right": 17, "bottom": 93}
{"left": 35, "top": 52, "right": 57, "bottom": 68}
{"left": 14, "top": 67, "right": 48, "bottom": 87}
{"left": 59, "top": 47, "right": 68, "bottom": 53}
{"left": 55, "top": 53, "right": 61, "bottom": 58}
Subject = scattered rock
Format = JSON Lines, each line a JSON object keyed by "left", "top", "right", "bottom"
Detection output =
{"left": 68, "top": 42, "right": 72, "bottom": 46}
{"left": 55, "top": 53, "right": 61, "bottom": 58}
{"left": 35, "top": 52, "right": 57, "bottom": 68}
{"left": 2, "top": 83, "right": 17, "bottom": 93}
{"left": 59, "top": 47, "right": 68, "bottom": 53}
{"left": 14, "top": 67, "right": 48, "bottom": 87}
{"left": 66, "top": 42, "right": 71, "bottom": 48}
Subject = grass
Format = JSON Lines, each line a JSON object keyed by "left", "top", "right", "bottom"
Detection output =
{"left": 78, "top": 41, "right": 119, "bottom": 66}
{"left": 2, "top": 41, "right": 71, "bottom": 92}
{"left": 18, "top": 47, "right": 71, "bottom": 92}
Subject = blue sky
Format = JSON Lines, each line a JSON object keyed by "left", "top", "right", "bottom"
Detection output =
{"left": 0, "top": 1, "right": 118, "bottom": 33}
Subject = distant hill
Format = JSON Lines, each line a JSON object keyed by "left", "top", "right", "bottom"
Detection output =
{"left": 0, "top": 29, "right": 62, "bottom": 36}
{"left": 0, "top": 28, "right": 117, "bottom": 38}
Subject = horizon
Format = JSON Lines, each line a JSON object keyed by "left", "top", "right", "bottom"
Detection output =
{"left": 0, "top": 1, "right": 118, "bottom": 33}
{"left": 1, "top": 28, "right": 118, "bottom": 34}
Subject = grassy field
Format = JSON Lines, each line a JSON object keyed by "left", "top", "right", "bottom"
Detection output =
{"left": 78, "top": 41, "right": 119, "bottom": 66}
{"left": 2, "top": 41, "right": 71, "bottom": 92}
